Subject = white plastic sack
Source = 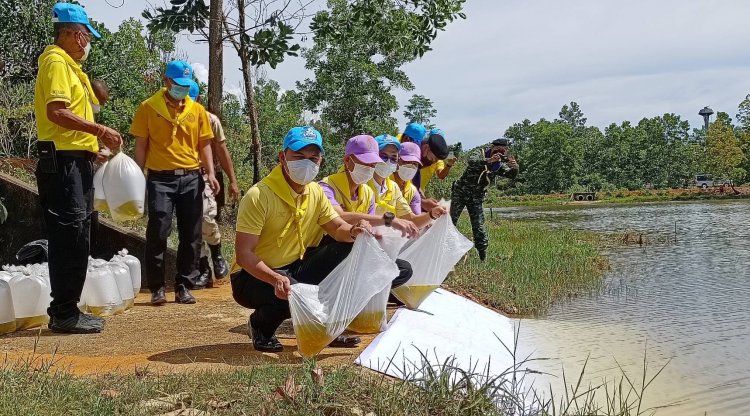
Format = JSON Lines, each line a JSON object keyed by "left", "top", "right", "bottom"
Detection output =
{"left": 348, "top": 226, "right": 408, "bottom": 334}
{"left": 102, "top": 152, "right": 145, "bottom": 222}
{"left": 289, "top": 233, "right": 398, "bottom": 357}
{"left": 0, "top": 279, "right": 16, "bottom": 335}
{"left": 93, "top": 161, "right": 108, "bottom": 212}
{"left": 82, "top": 266, "right": 123, "bottom": 316}
{"left": 111, "top": 249, "right": 142, "bottom": 294}
{"left": 8, "top": 273, "right": 49, "bottom": 330}
{"left": 108, "top": 262, "right": 134, "bottom": 311}
{"left": 393, "top": 207, "right": 473, "bottom": 310}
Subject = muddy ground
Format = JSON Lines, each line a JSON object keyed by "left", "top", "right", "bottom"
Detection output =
{"left": 0, "top": 283, "right": 378, "bottom": 376}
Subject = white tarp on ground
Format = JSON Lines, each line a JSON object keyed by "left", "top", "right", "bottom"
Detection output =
{"left": 355, "top": 288, "right": 518, "bottom": 381}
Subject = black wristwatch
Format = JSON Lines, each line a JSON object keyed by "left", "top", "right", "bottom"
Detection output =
{"left": 383, "top": 212, "right": 395, "bottom": 227}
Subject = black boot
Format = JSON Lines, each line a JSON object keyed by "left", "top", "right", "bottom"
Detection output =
{"left": 478, "top": 248, "right": 487, "bottom": 262}
{"left": 209, "top": 243, "right": 229, "bottom": 280}
{"left": 190, "top": 256, "right": 213, "bottom": 289}
{"left": 175, "top": 284, "right": 196, "bottom": 304}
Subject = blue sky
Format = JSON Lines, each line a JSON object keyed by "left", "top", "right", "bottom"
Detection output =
{"left": 82, "top": 0, "right": 750, "bottom": 148}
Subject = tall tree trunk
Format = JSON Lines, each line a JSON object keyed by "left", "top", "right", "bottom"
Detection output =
{"left": 236, "top": 0, "right": 262, "bottom": 184}
{"left": 207, "top": 0, "right": 223, "bottom": 118}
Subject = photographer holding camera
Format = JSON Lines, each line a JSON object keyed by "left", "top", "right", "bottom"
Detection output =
{"left": 450, "top": 138, "right": 518, "bottom": 261}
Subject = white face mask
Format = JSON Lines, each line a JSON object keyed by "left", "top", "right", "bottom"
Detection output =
{"left": 349, "top": 162, "right": 375, "bottom": 185}
{"left": 374, "top": 161, "right": 397, "bottom": 179}
{"left": 91, "top": 103, "right": 101, "bottom": 114}
{"left": 81, "top": 41, "right": 91, "bottom": 61}
{"left": 397, "top": 164, "right": 418, "bottom": 181}
{"left": 285, "top": 158, "right": 319, "bottom": 185}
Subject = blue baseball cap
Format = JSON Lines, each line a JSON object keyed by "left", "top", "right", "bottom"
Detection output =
{"left": 374, "top": 134, "right": 401, "bottom": 151}
{"left": 429, "top": 128, "right": 445, "bottom": 138}
{"left": 284, "top": 126, "right": 323, "bottom": 152}
{"left": 187, "top": 80, "right": 200, "bottom": 101}
{"left": 52, "top": 3, "right": 101, "bottom": 39}
{"left": 403, "top": 123, "right": 427, "bottom": 144}
{"left": 165, "top": 60, "right": 194, "bottom": 86}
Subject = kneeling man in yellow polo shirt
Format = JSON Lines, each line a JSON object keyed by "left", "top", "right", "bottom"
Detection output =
{"left": 34, "top": 3, "right": 123, "bottom": 334}
{"left": 231, "top": 126, "right": 372, "bottom": 352}
{"left": 130, "top": 60, "right": 220, "bottom": 306}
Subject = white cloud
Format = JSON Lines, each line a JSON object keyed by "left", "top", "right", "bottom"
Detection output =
{"left": 83, "top": 0, "right": 750, "bottom": 148}
{"left": 191, "top": 62, "right": 209, "bottom": 84}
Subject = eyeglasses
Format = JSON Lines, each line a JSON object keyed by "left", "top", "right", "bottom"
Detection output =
{"left": 380, "top": 154, "right": 398, "bottom": 163}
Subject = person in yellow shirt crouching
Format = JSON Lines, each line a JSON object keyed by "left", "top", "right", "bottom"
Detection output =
{"left": 130, "top": 60, "right": 220, "bottom": 306}
{"left": 231, "top": 126, "right": 373, "bottom": 352}
{"left": 316, "top": 135, "right": 420, "bottom": 293}
{"left": 370, "top": 134, "right": 447, "bottom": 226}
{"left": 34, "top": 3, "right": 123, "bottom": 334}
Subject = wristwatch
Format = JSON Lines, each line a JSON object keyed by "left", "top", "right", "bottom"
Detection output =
{"left": 383, "top": 212, "right": 395, "bottom": 227}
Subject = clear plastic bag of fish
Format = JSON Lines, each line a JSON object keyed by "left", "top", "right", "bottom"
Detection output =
{"left": 102, "top": 152, "right": 145, "bottom": 222}
{"left": 347, "top": 226, "right": 408, "bottom": 334}
{"left": 289, "top": 233, "right": 398, "bottom": 357}
{"left": 393, "top": 204, "right": 473, "bottom": 309}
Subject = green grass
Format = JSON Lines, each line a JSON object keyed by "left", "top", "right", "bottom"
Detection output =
{"left": 1, "top": 342, "right": 668, "bottom": 416}
{"left": 446, "top": 217, "right": 608, "bottom": 316}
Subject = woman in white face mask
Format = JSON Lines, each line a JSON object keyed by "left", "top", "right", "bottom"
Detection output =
{"left": 392, "top": 142, "right": 431, "bottom": 216}
{"left": 369, "top": 135, "right": 446, "bottom": 229}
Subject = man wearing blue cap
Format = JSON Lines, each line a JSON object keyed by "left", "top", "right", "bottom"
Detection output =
{"left": 231, "top": 126, "right": 374, "bottom": 352}
{"left": 130, "top": 60, "right": 220, "bottom": 306}
{"left": 187, "top": 80, "right": 239, "bottom": 288}
{"left": 34, "top": 3, "right": 122, "bottom": 333}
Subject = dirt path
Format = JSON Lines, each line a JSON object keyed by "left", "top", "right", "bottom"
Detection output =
{"left": 0, "top": 284, "right": 376, "bottom": 376}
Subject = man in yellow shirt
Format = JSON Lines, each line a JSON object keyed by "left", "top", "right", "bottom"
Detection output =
{"left": 34, "top": 3, "right": 122, "bottom": 334}
{"left": 417, "top": 128, "right": 455, "bottom": 211}
{"left": 130, "top": 60, "right": 219, "bottom": 306}
{"left": 231, "top": 126, "right": 371, "bottom": 352}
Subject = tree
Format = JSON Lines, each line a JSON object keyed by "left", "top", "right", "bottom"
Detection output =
{"left": 557, "top": 101, "right": 587, "bottom": 132}
{"left": 403, "top": 94, "right": 437, "bottom": 128}
{"left": 0, "top": 0, "right": 56, "bottom": 83}
{"left": 515, "top": 120, "right": 579, "bottom": 194}
{"left": 705, "top": 117, "right": 746, "bottom": 183}
{"left": 86, "top": 19, "right": 177, "bottom": 150}
{"left": 299, "top": 0, "right": 464, "bottom": 142}
{"left": 737, "top": 94, "right": 750, "bottom": 132}
{"left": 144, "top": 0, "right": 306, "bottom": 184}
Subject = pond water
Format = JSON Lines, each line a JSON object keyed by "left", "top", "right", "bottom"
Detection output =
{"left": 506, "top": 200, "right": 750, "bottom": 415}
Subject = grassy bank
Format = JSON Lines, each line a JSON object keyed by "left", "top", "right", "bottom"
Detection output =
{"left": 447, "top": 217, "right": 608, "bottom": 316}
{"left": 485, "top": 187, "right": 750, "bottom": 207}
{"left": 0, "top": 349, "right": 666, "bottom": 416}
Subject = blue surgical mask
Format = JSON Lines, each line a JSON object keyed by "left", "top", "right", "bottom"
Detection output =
{"left": 168, "top": 84, "right": 190, "bottom": 100}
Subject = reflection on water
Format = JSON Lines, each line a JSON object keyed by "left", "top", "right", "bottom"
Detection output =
{"left": 505, "top": 201, "right": 750, "bottom": 415}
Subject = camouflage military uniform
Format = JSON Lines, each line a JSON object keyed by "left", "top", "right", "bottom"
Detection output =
{"left": 450, "top": 147, "right": 518, "bottom": 260}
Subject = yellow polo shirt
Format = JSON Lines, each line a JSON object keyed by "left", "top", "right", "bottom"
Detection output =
{"left": 34, "top": 46, "right": 98, "bottom": 152}
{"left": 232, "top": 169, "right": 339, "bottom": 270}
{"left": 129, "top": 90, "right": 213, "bottom": 171}
{"left": 420, "top": 159, "right": 445, "bottom": 192}
{"left": 369, "top": 179, "right": 413, "bottom": 217}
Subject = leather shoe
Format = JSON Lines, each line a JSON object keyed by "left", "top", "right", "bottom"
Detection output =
{"left": 151, "top": 287, "right": 166, "bottom": 305}
{"left": 209, "top": 244, "right": 229, "bottom": 279}
{"left": 175, "top": 284, "right": 196, "bottom": 304}
{"left": 248, "top": 316, "right": 283, "bottom": 352}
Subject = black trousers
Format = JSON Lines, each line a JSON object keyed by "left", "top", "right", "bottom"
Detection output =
{"left": 145, "top": 171, "right": 204, "bottom": 291}
{"left": 231, "top": 239, "right": 413, "bottom": 338}
{"left": 36, "top": 151, "right": 96, "bottom": 319}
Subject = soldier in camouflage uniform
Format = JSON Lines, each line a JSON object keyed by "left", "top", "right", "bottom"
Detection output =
{"left": 450, "top": 138, "right": 518, "bottom": 261}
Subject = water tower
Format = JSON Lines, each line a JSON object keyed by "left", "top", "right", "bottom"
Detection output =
{"left": 699, "top": 106, "right": 714, "bottom": 130}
